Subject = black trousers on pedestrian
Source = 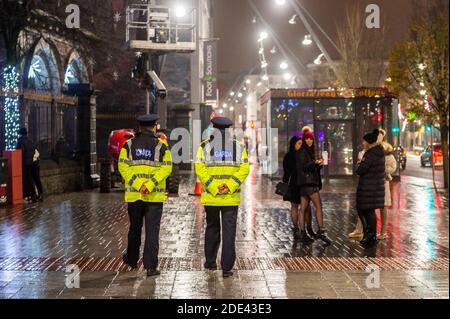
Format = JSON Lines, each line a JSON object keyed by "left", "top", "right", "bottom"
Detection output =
{"left": 22, "top": 164, "right": 36, "bottom": 200}
{"left": 31, "top": 163, "right": 43, "bottom": 198}
{"left": 204, "top": 206, "right": 239, "bottom": 272}
{"left": 358, "top": 209, "right": 377, "bottom": 238}
{"left": 127, "top": 201, "right": 163, "bottom": 270}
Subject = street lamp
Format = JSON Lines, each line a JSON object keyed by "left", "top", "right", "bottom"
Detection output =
{"left": 258, "top": 31, "right": 268, "bottom": 42}
{"left": 280, "top": 61, "right": 288, "bottom": 70}
{"left": 175, "top": 5, "right": 187, "bottom": 18}
{"left": 283, "top": 72, "right": 291, "bottom": 81}
{"left": 223, "top": 103, "right": 228, "bottom": 109}
{"left": 289, "top": 15, "right": 297, "bottom": 25}
{"left": 275, "top": 0, "right": 286, "bottom": 5}
{"left": 245, "top": 79, "right": 251, "bottom": 84}
{"left": 314, "top": 53, "right": 325, "bottom": 65}
{"left": 302, "top": 35, "right": 313, "bottom": 46}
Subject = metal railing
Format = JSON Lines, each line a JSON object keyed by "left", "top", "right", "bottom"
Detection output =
{"left": 126, "top": 4, "right": 196, "bottom": 47}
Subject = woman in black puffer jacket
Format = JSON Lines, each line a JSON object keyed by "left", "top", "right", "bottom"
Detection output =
{"left": 356, "top": 129, "right": 386, "bottom": 248}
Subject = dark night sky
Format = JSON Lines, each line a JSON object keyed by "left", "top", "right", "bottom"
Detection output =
{"left": 213, "top": 0, "right": 414, "bottom": 100}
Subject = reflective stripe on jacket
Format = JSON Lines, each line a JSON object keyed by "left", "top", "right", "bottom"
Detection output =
{"left": 118, "top": 131, "right": 172, "bottom": 203}
{"left": 194, "top": 138, "right": 250, "bottom": 206}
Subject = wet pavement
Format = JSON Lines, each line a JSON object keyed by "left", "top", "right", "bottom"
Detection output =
{"left": 0, "top": 166, "right": 448, "bottom": 299}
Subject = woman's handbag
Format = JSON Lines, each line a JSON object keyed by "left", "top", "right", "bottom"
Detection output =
{"left": 275, "top": 181, "right": 290, "bottom": 197}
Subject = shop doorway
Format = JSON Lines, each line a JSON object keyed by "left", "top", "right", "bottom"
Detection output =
{"left": 315, "top": 121, "right": 356, "bottom": 176}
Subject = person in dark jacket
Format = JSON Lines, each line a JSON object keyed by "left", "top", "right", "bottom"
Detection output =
{"left": 282, "top": 136, "right": 314, "bottom": 239}
{"left": 296, "top": 131, "right": 331, "bottom": 245}
{"left": 356, "top": 129, "right": 386, "bottom": 248}
{"left": 16, "top": 127, "right": 37, "bottom": 202}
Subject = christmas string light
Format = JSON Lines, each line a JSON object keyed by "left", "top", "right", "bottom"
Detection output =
{"left": 3, "top": 66, "right": 20, "bottom": 150}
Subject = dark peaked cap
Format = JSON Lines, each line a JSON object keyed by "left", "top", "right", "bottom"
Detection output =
{"left": 211, "top": 117, "right": 233, "bottom": 129}
{"left": 137, "top": 114, "right": 159, "bottom": 126}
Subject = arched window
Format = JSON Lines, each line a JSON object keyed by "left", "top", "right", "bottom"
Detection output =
{"left": 26, "top": 47, "right": 61, "bottom": 94}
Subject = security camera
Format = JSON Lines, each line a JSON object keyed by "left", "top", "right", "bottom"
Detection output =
{"left": 148, "top": 71, "right": 167, "bottom": 99}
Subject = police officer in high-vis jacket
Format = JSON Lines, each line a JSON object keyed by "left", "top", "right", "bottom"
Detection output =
{"left": 118, "top": 114, "right": 172, "bottom": 277}
{"left": 195, "top": 117, "right": 250, "bottom": 278}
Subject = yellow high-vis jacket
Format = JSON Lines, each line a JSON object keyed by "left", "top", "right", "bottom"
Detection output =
{"left": 118, "top": 132, "right": 172, "bottom": 203}
{"left": 195, "top": 138, "right": 250, "bottom": 206}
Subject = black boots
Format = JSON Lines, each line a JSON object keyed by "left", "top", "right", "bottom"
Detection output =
{"left": 306, "top": 226, "right": 317, "bottom": 240}
{"left": 316, "top": 228, "right": 332, "bottom": 246}
{"left": 146, "top": 269, "right": 161, "bottom": 277}
{"left": 299, "top": 230, "right": 315, "bottom": 244}
{"left": 122, "top": 254, "right": 137, "bottom": 269}
{"left": 359, "top": 211, "right": 378, "bottom": 248}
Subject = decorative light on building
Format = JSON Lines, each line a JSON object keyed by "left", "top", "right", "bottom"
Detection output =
{"left": 261, "top": 61, "right": 268, "bottom": 69}
{"left": 237, "top": 92, "right": 243, "bottom": 98}
{"left": 64, "top": 66, "right": 75, "bottom": 84}
{"left": 302, "top": 35, "right": 313, "bottom": 46}
{"left": 418, "top": 63, "right": 426, "bottom": 70}
{"left": 3, "top": 66, "right": 20, "bottom": 150}
{"left": 28, "top": 59, "right": 42, "bottom": 79}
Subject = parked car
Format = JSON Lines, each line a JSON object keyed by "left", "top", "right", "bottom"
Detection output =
{"left": 420, "top": 144, "right": 443, "bottom": 167}
{"left": 394, "top": 145, "right": 407, "bottom": 170}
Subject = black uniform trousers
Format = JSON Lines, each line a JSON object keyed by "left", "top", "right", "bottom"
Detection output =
{"left": 127, "top": 201, "right": 163, "bottom": 270}
{"left": 204, "top": 206, "right": 239, "bottom": 271}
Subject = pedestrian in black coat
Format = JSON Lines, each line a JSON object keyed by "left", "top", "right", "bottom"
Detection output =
{"left": 356, "top": 129, "right": 386, "bottom": 248}
{"left": 16, "top": 128, "right": 38, "bottom": 202}
{"left": 282, "top": 136, "right": 314, "bottom": 239}
{"left": 296, "top": 131, "right": 331, "bottom": 245}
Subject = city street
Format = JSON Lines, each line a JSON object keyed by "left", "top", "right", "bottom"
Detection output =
{"left": 0, "top": 0, "right": 448, "bottom": 304}
{"left": 0, "top": 166, "right": 448, "bottom": 299}
{"left": 402, "top": 154, "right": 445, "bottom": 185}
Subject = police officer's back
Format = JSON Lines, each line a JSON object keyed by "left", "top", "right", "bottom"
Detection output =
{"left": 195, "top": 117, "right": 250, "bottom": 277}
{"left": 118, "top": 114, "right": 172, "bottom": 277}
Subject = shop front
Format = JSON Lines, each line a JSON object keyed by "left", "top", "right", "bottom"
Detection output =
{"left": 260, "top": 88, "right": 400, "bottom": 177}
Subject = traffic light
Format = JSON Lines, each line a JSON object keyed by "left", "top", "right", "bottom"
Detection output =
{"left": 425, "top": 125, "right": 432, "bottom": 132}
{"left": 392, "top": 127, "right": 400, "bottom": 134}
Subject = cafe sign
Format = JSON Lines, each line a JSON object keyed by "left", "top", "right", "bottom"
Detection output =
{"left": 261, "top": 88, "right": 391, "bottom": 103}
